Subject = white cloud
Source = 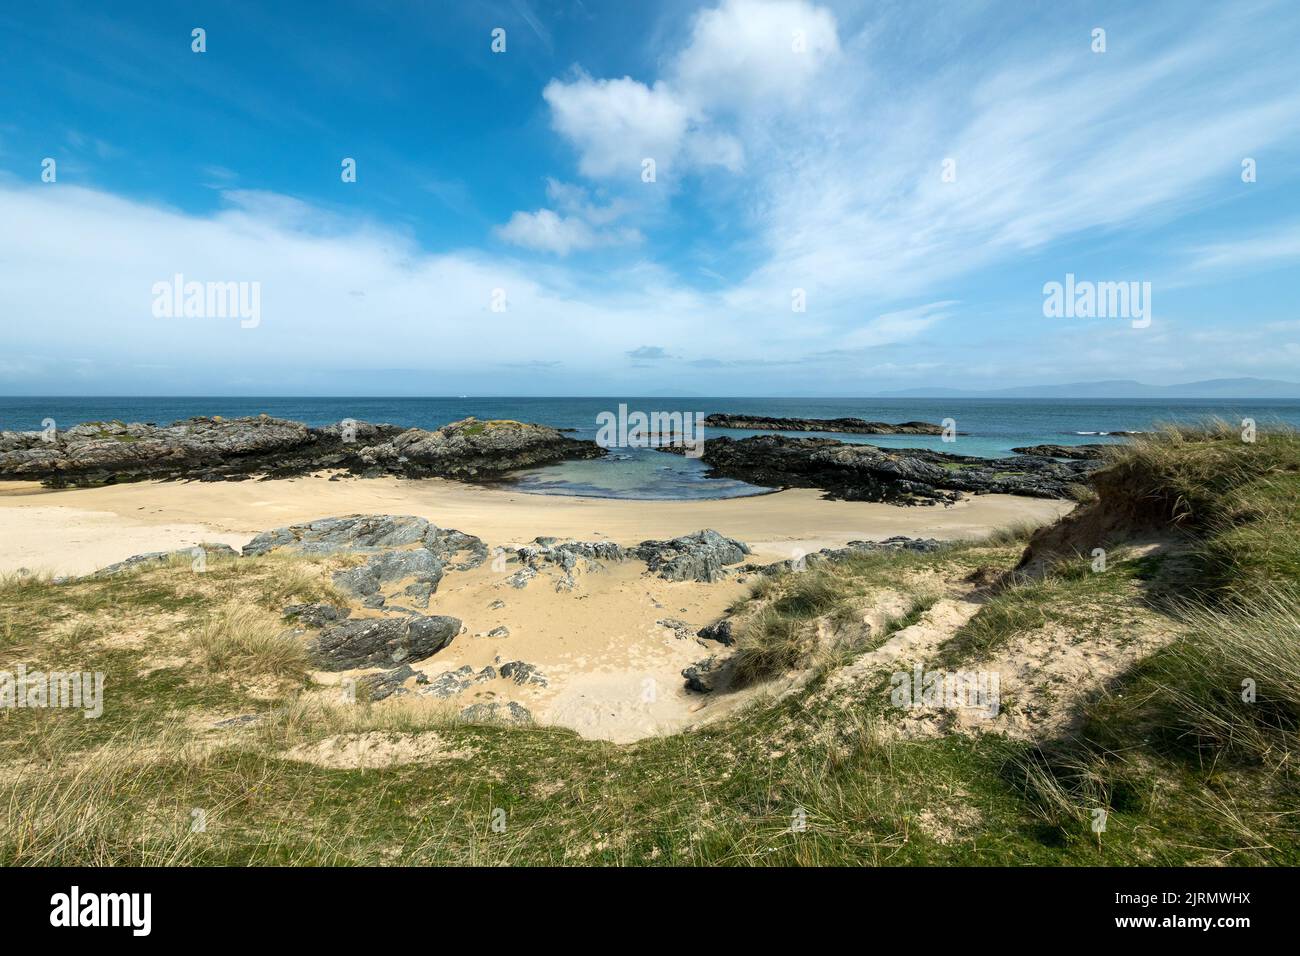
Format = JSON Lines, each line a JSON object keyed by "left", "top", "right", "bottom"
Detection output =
{"left": 495, "top": 207, "right": 640, "bottom": 255}
{"left": 672, "top": 0, "right": 839, "bottom": 112}
{"left": 542, "top": 74, "right": 694, "bottom": 180}
{"left": 496, "top": 209, "right": 597, "bottom": 255}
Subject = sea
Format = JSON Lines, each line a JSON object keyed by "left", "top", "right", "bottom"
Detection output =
{"left": 3, "top": 396, "right": 1297, "bottom": 501}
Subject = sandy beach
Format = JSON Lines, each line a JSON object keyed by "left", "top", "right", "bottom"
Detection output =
{"left": 0, "top": 476, "right": 1073, "bottom": 742}
{"left": 0, "top": 476, "right": 1072, "bottom": 576}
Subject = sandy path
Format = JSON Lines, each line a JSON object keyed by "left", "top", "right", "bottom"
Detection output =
{"left": 0, "top": 476, "right": 1072, "bottom": 576}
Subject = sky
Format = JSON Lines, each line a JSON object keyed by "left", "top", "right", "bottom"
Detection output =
{"left": 2, "top": 0, "right": 1299, "bottom": 397}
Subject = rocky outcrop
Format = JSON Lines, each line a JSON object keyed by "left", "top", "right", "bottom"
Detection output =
{"left": 459, "top": 701, "right": 533, "bottom": 725}
{"left": 354, "top": 417, "right": 602, "bottom": 479}
{"left": 283, "top": 602, "right": 351, "bottom": 628}
{"left": 90, "top": 543, "right": 240, "bottom": 577}
{"left": 0, "top": 415, "right": 601, "bottom": 487}
{"left": 494, "top": 537, "right": 628, "bottom": 592}
{"left": 359, "top": 663, "right": 429, "bottom": 701}
{"left": 746, "top": 536, "right": 945, "bottom": 575}
{"left": 420, "top": 664, "right": 497, "bottom": 699}
{"left": 1012, "top": 444, "right": 1110, "bottom": 460}
{"left": 247, "top": 515, "right": 487, "bottom": 610}
{"left": 632, "top": 530, "right": 751, "bottom": 582}
{"left": 660, "top": 435, "right": 1097, "bottom": 504}
{"left": 499, "top": 661, "right": 548, "bottom": 687}
{"left": 310, "top": 614, "right": 460, "bottom": 670}
{"left": 697, "top": 618, "right": 736, "bottom": 645}
{"left": 705, "top": 414, "right": 950, "bottom": 435}
{"left": 683, "top": 655, "right": 733, "bottom": 693}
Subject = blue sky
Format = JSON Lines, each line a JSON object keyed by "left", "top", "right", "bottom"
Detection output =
{"left": 2, "top": 0, "right": 1299, "bottom": 396}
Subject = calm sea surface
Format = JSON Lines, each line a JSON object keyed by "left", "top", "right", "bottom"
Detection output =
{"left": 3, "top": 396, "right": 1297, "bottom": 500}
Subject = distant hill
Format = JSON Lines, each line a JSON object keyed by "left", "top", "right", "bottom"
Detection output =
{"left": 878, "top": 378, "right": 1300, "bottom": 399}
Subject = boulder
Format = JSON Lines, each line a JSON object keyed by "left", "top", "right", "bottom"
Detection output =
{"left": 310, "top": 614, "right": 460, "bottom": 670}
{"left": 633, "top": 529, "right": 751, "bottom": 582}
{"left": 459, "top": 701, "right": 533, "bottom": 725}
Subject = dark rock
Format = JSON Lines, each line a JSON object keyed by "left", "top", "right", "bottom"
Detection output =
{"left": 459, "top": 701, "right": 533, "bottom": 725}
{"left": 682, "top": 655, "right": 726, "bottom": 693}
{"left": 355, "top": 417, "right": 604, "bottom": 479}
{"left": 505, "top": 567, "right": 536, "bottom": 589}
{"left": 283, "top": 602, "right": 351, "bottom": 628}
{"left": 310, "top": 614, "right": 460, "bottom": 670}
{"left": 0, "top": 415, "right": 601, "bottom": 487}
{"left": 403, "top": 581, "right": 434, "bottom": 608}
{"left": 421, "top": 665, "right": 477, "bottom": 699}
{"left": 697, "top": 618, "right": 735, "bottom": 645}
{"left": 245, "top": 514, "right": 435, "bottom": 557}
{"left": 657, "top": 618, "right": 694, "bottom": 640}
{"left": 213, "top": 713, "right": 263, "bottom": 728}
{"left": 633, "top": 529, "right": 750, "bottom": 582}
{"left": 1011, "top": 443, "right": 1110, "bottom": 460}
{"left": 660, "top": 435, "right": 1098, "bottom": 504}
{"left": 499, "top": 661, "right": 548, "bottom": 687}
{"left": 359, "top": 663, "right": 427, "bottom": 701}
{"left": 746, "top": 536, "right": 945, "bottom": 575}
{"left": 705, "top": 414, "right": 951, "bottom": 436}
{"left": 333, "top": 547, "right": 444, "bottom": 597}
{"left": 487, "top": 625, "right": 510, "bottom": 638}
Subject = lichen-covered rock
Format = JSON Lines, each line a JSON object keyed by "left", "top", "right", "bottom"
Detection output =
{"left": 697, "top": 618, "right": 735, "bottom": 645}
{"left": 244, "top": 514, "right": 435, "bottom": 556}
{"left": 90, "top": 543, "right": 240, "bottom": 578}
{"left": 0, "top": 415, "right": 601, "bottom": 487}
{"left": 499, "top": 661, "right": 548, "bottom": 687}
{"left": 356, "top": 417, "right": 603, "bottom": 479}
{"left": 705, "top": 414, "right": 948, "bottom": 435}
{"left": 283, "top": 602, "right": 351, "bottom": 628}
{"left": 310, "top": 614, "right": 460, "bottom": 670}
{"left": 333, "top": 548, "right": 444, "bottom": 597}
{"left": 660, "top": 434, "right": 1098, "bottom": 504}
{"left": 633, "top": 529, "right": 751, "bottom": 582}
{"left": 359, "top": 663, "right": 428, "bottom": 701}
{"left": 459, "top": 701, "right": 533, "bottom": 725}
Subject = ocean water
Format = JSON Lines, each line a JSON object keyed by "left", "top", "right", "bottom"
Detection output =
{"left": 3, "top": 396, "right": 1297, "bottom": 500}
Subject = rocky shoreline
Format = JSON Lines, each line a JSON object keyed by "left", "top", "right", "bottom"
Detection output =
{"left": 0, "top": 415, "right": 602, "bottom": 487}
{"left": 659, "top": 434, "right": 1098, "bottom": 503}
{"left": 704, "top": 414, "right": 948, "bottom": 435}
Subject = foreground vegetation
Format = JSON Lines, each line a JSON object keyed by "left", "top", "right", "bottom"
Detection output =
{"left": 1, "top": 424, "right": 1298, "bottom": 865}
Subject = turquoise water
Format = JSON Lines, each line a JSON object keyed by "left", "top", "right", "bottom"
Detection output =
{"left": 3, "top": 396, "right": 1297, "bottom": 500}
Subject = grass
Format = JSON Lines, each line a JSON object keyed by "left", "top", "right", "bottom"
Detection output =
{"left": 194, "top": 605, "right": 309, "bottom": 681}
{"left": 3, "top": 424, "right": 1300, "bottom": 865}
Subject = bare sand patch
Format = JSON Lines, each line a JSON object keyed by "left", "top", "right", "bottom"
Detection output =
{"left": 280, "top": 731, "right": 475, "bottom": 769}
